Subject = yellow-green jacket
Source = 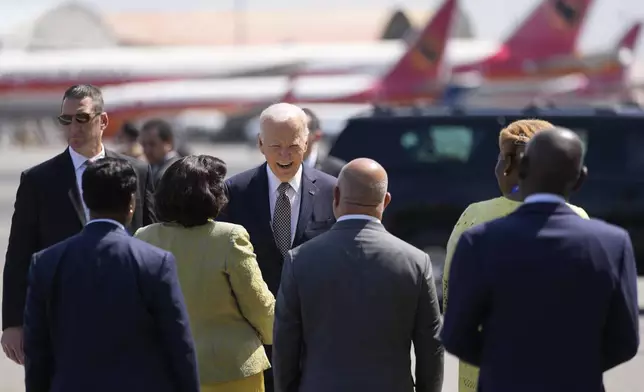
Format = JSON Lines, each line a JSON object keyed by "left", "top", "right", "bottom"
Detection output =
{"left": 135, "top": 220, "right": 275, "bottom": 385}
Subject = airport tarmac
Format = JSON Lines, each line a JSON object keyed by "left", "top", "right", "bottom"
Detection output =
{"left": 0, "top": 143, "right": 643, "bottom": 392}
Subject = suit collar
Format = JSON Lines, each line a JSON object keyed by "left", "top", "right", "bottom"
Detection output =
{"left": 60, "top": 147, "right": 118, "bottom": 227}
{"left": 331, "top": 218, "right": 387, "bottom": 232}
{"left": 82, "top": 220, "right": 129, "bottom": 236}
{"left": 294, "top": 165, "right": 319, "bottom": 246}
{"left": 515, "top": 202, "right": 578, "bottom": 217}
{"left": 524, "top": 193, "right": 567, "bottom": 205}
{"left": 67, "top": 144, "right": 106, "bottom": 170}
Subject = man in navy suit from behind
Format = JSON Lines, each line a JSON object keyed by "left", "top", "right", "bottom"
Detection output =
{"left": 221, "top": 103, "right": 336, "bottom": 392}
{"left": 23, "top": 157, "right": 199, "bottom": 392}
{"left": 441, "top": 127, "right": 640, "bottom": 392}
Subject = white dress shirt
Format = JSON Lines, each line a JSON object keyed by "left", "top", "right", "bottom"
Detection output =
{"left": 524, "top": 193, "right": 566, "bottom": 205}
{"left": 86, "top": 218, "right": 126, "bottom": 231}
{"left": 267, "top": 164, "right": 302, "bottom": 244}
{"left": 68, "top": 146, "right": 106, "bottom": 221}
{"left": 337, "top": 214, "right": 381, "bottom": 224}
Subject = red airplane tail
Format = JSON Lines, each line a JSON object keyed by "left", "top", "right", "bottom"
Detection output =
{"left": 378, "top": 0, "right": 458, "bottom": 90}
{"left": 582, "top": 21, "right": 643, "bottom": 96}
{"left": 618, "top": 21, "right": 642, "bottom": 52}
{"left": 503, "top": 0, "right": 594, "bottom": 59}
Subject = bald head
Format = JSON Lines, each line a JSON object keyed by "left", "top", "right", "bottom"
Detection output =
{"left": 519, "top": 127, "right": 587, "bottom": 198}
{"left": 336, "top": 158, "right": 389, "bottom": 218}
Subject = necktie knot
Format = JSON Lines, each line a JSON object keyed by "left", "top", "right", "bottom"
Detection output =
{"left": 278, "top": 182, "right": 290, "bottom": 195}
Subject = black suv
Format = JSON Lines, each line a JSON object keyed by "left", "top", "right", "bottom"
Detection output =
{"left": 327, "top": 105, "right": 644, "bottom": 301}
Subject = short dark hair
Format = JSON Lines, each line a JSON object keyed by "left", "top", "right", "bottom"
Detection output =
{"left": 155, "top": 155, "right": 228, "bottom": 227}
{"left": 82, "top": 158, "right": 138, "bottom": 215}
{"left": 121, "top": 122, "right": 140, "bottom": 140}
{"left": 63, "top": 84, "right": 104, "bottom": 113}
{"left": 302, "top": 107, "right": 320, "bottom": 131}
{"left": 142, "top": 118, "right": 174, "bottom": 145}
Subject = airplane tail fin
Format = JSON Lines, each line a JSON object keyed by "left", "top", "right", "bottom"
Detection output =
{"left": 617, "top": 21, "right": 642, "bottom": 51}
{"left": 379, "top": 0, "right": 458, "bottom": 88}
{"left": 503, "top": 0, "right": 594, "bottom": 58}
{"left": 583, "top": 21, "right": 643, "bottom": 93}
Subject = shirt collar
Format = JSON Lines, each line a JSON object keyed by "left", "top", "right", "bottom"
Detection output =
{"left": 266, "top": 163, "right": 303, "bottom": 195}
{"left": 337, "top": 214, "right": 381, "bottom": 224}
{"left": 523, "top": 193, "right": 567, "bottom": 205}
{"left": 86, "top": 218, "right": 125, "bottom": 231}
{"left": 69, "top": 145, "right": 106, "bottom": 170}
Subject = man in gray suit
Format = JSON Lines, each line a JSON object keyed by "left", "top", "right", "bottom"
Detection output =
{"left": 273, "top": 158, "right": 444, "bottom": 392}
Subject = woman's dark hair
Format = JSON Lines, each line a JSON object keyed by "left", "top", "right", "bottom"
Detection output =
{"left": 155, "top": 155, "right": 228, "bottom": 227}
{"left": 82, "top": 157, "right": 137, "bottom": 215}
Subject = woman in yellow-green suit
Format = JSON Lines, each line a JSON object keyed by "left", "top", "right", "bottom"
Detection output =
{"left": 135, "top": 155, "right": 275, "bottom": 392}
{"left": 442, "top": 119, "right": 589, "bottom": 392}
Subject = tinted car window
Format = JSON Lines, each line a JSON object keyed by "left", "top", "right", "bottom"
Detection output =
{"left": 329, "top": 117, "right": 498, "bottom": 172}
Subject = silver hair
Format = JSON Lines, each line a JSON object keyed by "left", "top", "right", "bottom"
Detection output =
{"left": 258, "top": 103, "right": 310, "bottom": 141}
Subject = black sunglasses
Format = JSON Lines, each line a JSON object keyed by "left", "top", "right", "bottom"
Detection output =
{"left": 57, "top": 112, "right": 99, "bottom": 126}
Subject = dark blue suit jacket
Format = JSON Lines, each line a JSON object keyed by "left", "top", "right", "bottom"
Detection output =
{"left": 221, "top": 163, "right": 337, "bottom": 296}
{"left": 23, "top": 221, "right": 199, "bottom": 392}
{"left": 441, "top": 202, "right": 640, "bottom": 392}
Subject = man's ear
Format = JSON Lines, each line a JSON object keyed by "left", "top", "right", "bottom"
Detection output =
{"left": 100, "top": 112, "right": 109, "bottom": 131}
{"left": 383, "top": 192, "right": 392, "bottom": 210}
{"left": 572, "top": 166, "right": 588, "bottom": 192}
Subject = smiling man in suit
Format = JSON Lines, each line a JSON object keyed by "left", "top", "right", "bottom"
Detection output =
{"left": 221, "top": 102, "right": 337, "bottom": 392}
{"left": 1, "top": 84, "right": 156, "bottom": 365}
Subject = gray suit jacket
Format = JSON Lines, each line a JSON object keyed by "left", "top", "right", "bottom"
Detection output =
{"left": 273, "top": 219, "right": 444, "bottom": 392}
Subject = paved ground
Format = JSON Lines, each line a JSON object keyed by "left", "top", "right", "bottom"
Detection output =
{"left": 0, "top": 143, "right": 642, "bottom": 391}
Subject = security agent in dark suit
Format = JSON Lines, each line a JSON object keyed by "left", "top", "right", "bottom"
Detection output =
{"left": 1, "top": 84, "right": 156, "bottom": 365}
{"left": 442, "top": 128, "right": 640, "bottom": 392}
{"left": 273, "top": 158, "right": 444, "bottom": 392}
{"left": 301, "top": 107, "right": 346, "bottom": 178}
{"left": 140, "top": 119, "right": 182, "bottom": 188}
{"left": 220, "top": 103, "right": 337, "bottom": 392}
{"left": 23, "top": 158, "right": 198, "bottom": 392}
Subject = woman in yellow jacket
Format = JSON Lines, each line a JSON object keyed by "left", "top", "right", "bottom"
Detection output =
{"left": 135, "top": 155, "right": 274, "bottom": 392}
{"left": 442, "top": 119, "right": 589, "bottom": 392}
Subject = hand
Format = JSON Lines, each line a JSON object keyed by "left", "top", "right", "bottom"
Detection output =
{"left": 1, "top": 327, "right": 24, "bottom": 365}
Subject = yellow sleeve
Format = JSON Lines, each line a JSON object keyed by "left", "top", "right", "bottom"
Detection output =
{"left": 225, "top": 226, "right": 276, "bottom": 344}
{"left": 442, "top": 204, "right": 478, "bottom": 311}
{"left": 569, "top": 204, "right": 590, "bottom": 219}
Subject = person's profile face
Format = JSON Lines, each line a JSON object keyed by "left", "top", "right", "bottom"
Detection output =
{"left": 59, "top": 97, "right": 106, "bottom": 152}
{"left": 259, "top": 119, "right": 308, "bottom": 182}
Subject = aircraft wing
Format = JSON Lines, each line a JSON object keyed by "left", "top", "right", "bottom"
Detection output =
{"left": 213, "top": 61, "right": 308, "bottom": 78}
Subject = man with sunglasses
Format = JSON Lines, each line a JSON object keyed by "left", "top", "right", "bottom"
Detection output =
{"left": 1, "top": 84, "right": 157, "bottom": 365}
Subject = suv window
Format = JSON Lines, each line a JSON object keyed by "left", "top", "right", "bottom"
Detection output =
{"left": 329, "top": 118, "right": 497, "bottom": 171}
{"left": 400, "top": 125, "right": 475, "bottom": 163}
